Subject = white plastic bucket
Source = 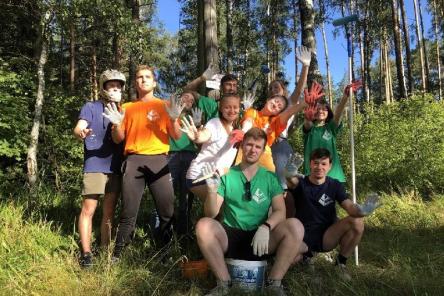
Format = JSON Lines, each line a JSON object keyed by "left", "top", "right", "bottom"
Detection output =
{"left": 225, "top": 259, "right": 267, "bottom": 291}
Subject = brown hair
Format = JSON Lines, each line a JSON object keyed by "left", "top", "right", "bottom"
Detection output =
{"left": 135, "top": 65, "right": 156, "bottom": 81}
{"left": 268, "top": 79, "right": 289, "bottom": 98}
{"left": 243, "top": 127, "right": 267, "bottom": 150}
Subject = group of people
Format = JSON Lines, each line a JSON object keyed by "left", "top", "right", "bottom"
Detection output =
{"left": 73, "top": 46, "right": 380, "bottom": 296}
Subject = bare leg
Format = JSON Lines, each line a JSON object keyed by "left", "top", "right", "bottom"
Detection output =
{"left": 100, "top": 192, "right": 118, "bottom": 248}
{"left": 268, "top": 218, "right": 306, "bottom": 280}
{"left": 195, "top": 217, "right": 230, "bottom": 281}
{"left": 79, "top": 196, "right": 99, "bottom": 253}
{"left": 322, "top": 216, "right": 364, "bottom": 257}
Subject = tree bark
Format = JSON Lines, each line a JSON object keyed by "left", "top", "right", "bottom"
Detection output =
{"left": 418, "top": 0, "right": 430, "bottom": 91}
{"left": 69, "top": 23, "right": 75, "bottom": 92}
{"left": 90, "top": 42, "right": 98, "bottom": 101}
{"left": 390, "top": 0, "right": 407, "bottom": 98}
{"left": 128, "top": 0, "right": 140, "bottom": 99}
{"left": 113, "top": 30, "right": 122, "bottom": 69}
{"left": 299, "top": 0, "right": 322, "bottom": 85}
{"left": 413, "top": 0, "right": 427, "bottom": 92}
{"left": 226, "top": 0, "right": 233, "bottom": 73}
{"left": 432, "top": 0, "right": 442, "bottom": 100}
{"left": 291, "top": 0, "right": 299, "bottom": 84}
{"left": 203, "top": 0, "right": 219, "bottom": 71}
{"left": 321, "top": 22, "right": 333, "bottom": 106}
{"left": 27, "top": 10, "right": 51, "bottom": 187}
{"left": 399, "top": 0, "right": 413, "bottom": 94}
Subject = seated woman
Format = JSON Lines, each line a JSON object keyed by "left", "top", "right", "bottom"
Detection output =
{"left": 182, "top": 94, "right": 241, "bottom": 201}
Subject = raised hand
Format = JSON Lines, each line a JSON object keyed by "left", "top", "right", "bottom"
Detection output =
{"left": 251, "top": 225, "right": 270, "bottom": 257}
{"left": 180, "top": 115, "right": 199, "bottom": 141}
{"left": 79, "top": 128, "right": 93, "bottom": 139}
{"left": 229, "top": 129, "right": 244, "bottom": 146}
{"left": 202, "top": 162, "right": 220, "bottom": 193}
{"left": 284, "top": 153, "right": 304, "bottom": 178}
{"left": 296, "top": 46, "right": 312, "bottom": 66}
{"left": 242, "top": 91, "right": 256, "bottom": 110}
{"left": 191, "top": 107, "right": 203, "bottom": 127}
{"left": 344, "top": 80, "right": 363, "bottom": 96}
{"left": 165, "top": 95, "right": 185, "bottom": 120}
{"left": 103, "top": 102, "right": 125, "bottom": 125}
{"left": 304, "top": 104, "right": 317, "bottom": 121}
{"left": 357, "top": 192, "right": 381, "bottom": 216}
{"left": 304, "top": 81, "right": 325, "bottom": 106}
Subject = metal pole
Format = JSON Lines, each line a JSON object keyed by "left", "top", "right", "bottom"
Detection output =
{"left": 347, "top": 28, "right": 359, "bottom": 267}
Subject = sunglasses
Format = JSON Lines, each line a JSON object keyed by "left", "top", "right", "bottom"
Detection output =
{"left": 245, "top": 181, "right": 252, "bottom": 201}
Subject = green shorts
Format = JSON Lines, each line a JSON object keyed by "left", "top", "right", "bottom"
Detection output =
{"left": 82, "top": 172, "right": 121, "bottom": 196}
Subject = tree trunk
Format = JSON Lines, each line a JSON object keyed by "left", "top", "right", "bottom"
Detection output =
{"left": 380, "top": 40, "right": 384, "bottom": 103}
{"left": 321, "top": 22, "right": 333, "bottom": 106}
{"left": 390, "top": 0, "right": 407, "bottom": 99}
{"left": 113, "top": 30, "right": 122, "bottom": 69}
{"left": 27, "top": 10, "right": 51, "bottom": 187}
{"left": 90, "top": 42, "right": 98, "bottom": 101}
{"left": 363, "top": 1, "right": 371, "bottom": 102}
{"left": 69, "top": 23, "right": 75, "bottom": 92}
{"left": 299, "top": 0, "right": 322, "bottom": 85}
{"left": 292, "top": 0, "right": 299, "bottom": 84}
{"left": 432, "top": 0, "right": 442, "bottom": 100}
{"left": 399, "top": 0, "right": 413, "bottom": 94}
{"left": 128, "top": 0, "right": 140, "bottom": 99}
{"left": 203, "top": 0, "right": 219, "bottom": 71}
{"left": 418, "top": 0, "right": 430, "bottom": 91}
{"left": 413, "top": 0, "right": 427, "bottom": 92}
{"left": 358, "top": 32, "right": 367, "bottom": 102}
{"left": 226, "top": 0, "right": 233, "bottom": 73}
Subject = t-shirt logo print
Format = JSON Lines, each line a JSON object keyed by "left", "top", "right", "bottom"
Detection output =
{"left": 318, "top": 193, "right": 334, "bottom": 206}
{"left": 252, "top": 188, "right": 267, "bottom": 204}
{"left": 147, "top": 109, "right": 160, "bottom": 122}
{"left": 322, "top": 130, "right": 332, "bottom": 141}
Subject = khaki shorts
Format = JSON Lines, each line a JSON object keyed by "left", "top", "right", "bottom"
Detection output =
{"left": 82, "top": 172, "right": 121, "bottom": 196}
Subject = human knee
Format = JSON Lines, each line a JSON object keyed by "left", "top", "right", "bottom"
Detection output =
{"left": 80, "top": 203, "right": 96, "bottom": 218}
{"left": 348, "top": 217, "right": 364, "bottom": 233}
{"left": 195, "top": 217, "right": 216, "bottom": 240}
{"left": 287, "top": 218, "right": 305, "bottom": 239}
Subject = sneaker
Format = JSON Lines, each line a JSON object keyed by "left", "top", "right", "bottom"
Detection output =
{"left": 264, "top": 284, "right": 287, "bottom": 296}
{"left": 79, "top": 252, "right": 93, "bottom": 268}
{"left": 335, "top": 263, "right": 352, "bottom": 281}
{"left": 205, "top": 281, "right": 231, "bottom": 296}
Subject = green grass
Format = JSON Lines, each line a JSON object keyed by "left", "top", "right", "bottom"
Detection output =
{"left": 0, "top": 192, "right": 443, "bottom": 295}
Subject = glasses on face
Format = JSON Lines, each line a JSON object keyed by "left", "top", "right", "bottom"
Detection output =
{"left": 245, "top": 181, "right": 252, "bottom": 201}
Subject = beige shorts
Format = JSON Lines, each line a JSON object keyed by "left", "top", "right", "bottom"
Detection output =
{"left": 82, "top": 172, "right": 121, "bottom": 196}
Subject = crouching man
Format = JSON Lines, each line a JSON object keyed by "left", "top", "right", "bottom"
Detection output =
{"left": 285, "top": 148, "right": 380, "bottom": 280}
{"left": 196, "top": 127, "right": 306, "bottom": 296}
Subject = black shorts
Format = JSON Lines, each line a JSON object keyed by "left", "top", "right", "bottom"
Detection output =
{"left": 223, "top": 224, "right": 271, "bottom": 261}
{"left": 303, "top": 224, "right": 330, "bottom": 253}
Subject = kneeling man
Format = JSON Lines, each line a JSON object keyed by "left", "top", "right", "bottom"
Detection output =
{"left": 285, "top": 148, "right": 380, "bottom": 279}
{"left": 196, "top": 127, "right": 306, "bottom": 296}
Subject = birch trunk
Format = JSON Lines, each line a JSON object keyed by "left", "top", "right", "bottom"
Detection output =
{"left": 391, "top": 0, "right": 407, "bottom": 98}
{"left": 413, "top": 0, "right": 427, "bottom": 92}
{"left": 27, "top": 10, "right": 51, "bottom": 187}
{"left": 399, "top": 0, "right": 413, "bottom": 93}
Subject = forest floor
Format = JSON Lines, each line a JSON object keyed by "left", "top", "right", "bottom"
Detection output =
{"left": 1, "top": 191, "right": 443, "bottom": 295}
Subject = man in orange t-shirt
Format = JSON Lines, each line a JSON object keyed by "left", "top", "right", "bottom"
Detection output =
{"left": 104, "top": 65, "right": 182, "bottom": 258}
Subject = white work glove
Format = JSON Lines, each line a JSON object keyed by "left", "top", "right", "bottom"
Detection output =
{"left": 284, "top": 153, "right": 304, "bottom": 178}
{"left": 357, "top": 192, "right": 381, "bottom": 216}
{"left": 251, "top": 225, "right": 270, "bottom": 257}
{"left": 180, "top": 115, "right": 199, "bottom": 141}
{"left": 202, "top": 162, "right": 220, "bottom": 193}
{"left": 165, "top": 95, "right": 185, "bottom": 120}
{"left": 242, "top": 92, "right": 256, "bottom": 110}
{"left": 296, "top": 46, "right": 312, "bottom": 66}
{"left": 191, "top": 107, "right": 203, "bottom": 127}
{"left": 102, "top": 102, "right": 125, "bottom": 125}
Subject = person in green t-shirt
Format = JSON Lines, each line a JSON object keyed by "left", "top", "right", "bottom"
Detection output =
{"left": 195, "top": 127, "right": 306, "bottom": 295}
{"left": 303, "top": 80, "right": 362, "bottom": 183}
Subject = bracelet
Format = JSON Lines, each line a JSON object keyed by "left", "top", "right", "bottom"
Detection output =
{"left": 262, "top": 222, "right": 271, "bottom": 230}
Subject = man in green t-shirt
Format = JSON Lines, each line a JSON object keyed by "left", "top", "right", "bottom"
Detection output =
{"left": 195, "top": 127, "right": 306, "bottom": 296}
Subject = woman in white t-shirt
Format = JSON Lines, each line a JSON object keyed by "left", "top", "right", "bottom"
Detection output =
{"left": 182, "top": 94, "right": 241, "bottom": 200}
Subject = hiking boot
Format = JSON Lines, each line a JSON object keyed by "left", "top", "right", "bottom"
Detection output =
{"left": 205, "top": 280, "right": 231, "bottom": 296}
{"left": 264, "top": 284, "right": 287, "bottom": 296}
{"left": 79, "top": 252, "right": 93, "bottom": 268}
{"left": 336, "top": 263, "right": 352, "bottom": 281}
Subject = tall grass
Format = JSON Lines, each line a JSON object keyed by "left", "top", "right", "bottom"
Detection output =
{"left": 0, "top": 192, "right": 443, "bottom": 295}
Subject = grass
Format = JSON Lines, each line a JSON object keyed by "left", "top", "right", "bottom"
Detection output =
{"left": 0, "top": 191, "right": 443, "bottom": 295}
